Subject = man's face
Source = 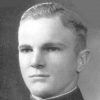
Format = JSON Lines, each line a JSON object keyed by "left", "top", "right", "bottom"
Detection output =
{"left": 18, "top": 16, "right": 79, "bottom": 98}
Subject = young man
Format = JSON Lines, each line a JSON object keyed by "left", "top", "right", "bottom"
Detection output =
{"left": 18, "top": 1, "right": 89, "bottom": 100}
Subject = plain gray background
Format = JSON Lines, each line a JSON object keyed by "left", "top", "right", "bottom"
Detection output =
{"left": 0, "top": 0, "right": 100, "bottom": 100}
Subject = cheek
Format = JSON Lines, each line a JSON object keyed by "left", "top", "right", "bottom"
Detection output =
{"left": 19, "top": 54, "right": 30, "bottom": 67}
{"left": 48, "top": 52, "right": 75, "bottom": 66}
{"left": 19, "top": 54, "right": 29, "bottom": 79}
{"left": 47, "top": 52, "right": 77, "bottom": 74}
{"left": 18, "top": 54, "right": 31, "bottom": 77}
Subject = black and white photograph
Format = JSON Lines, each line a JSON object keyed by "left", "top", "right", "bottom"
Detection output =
{"left": 0, "top": 0, "right": 100, "bottom": 100}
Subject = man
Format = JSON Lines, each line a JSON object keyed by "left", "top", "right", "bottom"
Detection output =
{"left": 18, "top": 1, "right": 89, "bottom": 100}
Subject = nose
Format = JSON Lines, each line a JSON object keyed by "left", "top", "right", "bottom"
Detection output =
{"left": 30, "top": 50, "right": 45, "bottom": 69}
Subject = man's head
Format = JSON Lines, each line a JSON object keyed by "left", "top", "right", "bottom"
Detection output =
{"left": 18, "top": 2, "right": 89, "bottom": 99}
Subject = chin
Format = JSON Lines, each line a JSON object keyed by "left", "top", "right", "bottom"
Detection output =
{"left": 29, "top": 83, "right": 54, "bottom": 98}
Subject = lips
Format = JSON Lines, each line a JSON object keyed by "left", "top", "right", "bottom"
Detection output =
{"left": 29, "top": 74, "right": 50, "bottom": 78}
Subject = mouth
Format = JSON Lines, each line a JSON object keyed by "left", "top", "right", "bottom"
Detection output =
{"left": 29, "top": 74, "right": 50, "bottom": 78}
{"left": 29, "top": 74, "right": 50, "bottom": 82}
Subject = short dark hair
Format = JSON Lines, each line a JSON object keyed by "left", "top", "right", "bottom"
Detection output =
{"left": 19, "top": 2, "right": 88, "bottom": 55}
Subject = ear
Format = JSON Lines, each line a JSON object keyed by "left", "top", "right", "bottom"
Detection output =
{"left": 77, "top": 49, "right": 90, "bottom": 72}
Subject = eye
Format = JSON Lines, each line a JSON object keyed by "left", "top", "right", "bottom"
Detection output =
{"left": 19, "top": 48, "right": 33, "bottom": 53}
{"left": 45, "top": 47, "right": 61, "bottom": 52}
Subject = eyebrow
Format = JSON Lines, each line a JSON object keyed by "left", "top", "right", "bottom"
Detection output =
{"left": 42, "top": 42, "right": 66, "bottom": 48}
{"left": 18, "top": 42, "right": 66, "bottom": 49}
{"left": 18, "top": 44, "right": 32, "bottom": 50}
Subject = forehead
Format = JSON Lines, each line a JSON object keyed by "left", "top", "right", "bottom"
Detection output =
{"left": 18, "top": 16, "right": 75, "bottom": 46}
